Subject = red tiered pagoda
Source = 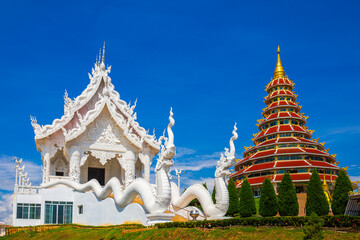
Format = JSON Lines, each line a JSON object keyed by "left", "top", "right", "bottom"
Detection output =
{"left": 231, "top": 47, "right": 340, "bottom": 196}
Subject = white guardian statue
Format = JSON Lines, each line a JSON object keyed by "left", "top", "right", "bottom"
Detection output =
{"left": 170, "top": 123, "right": 238, "bottom": 219}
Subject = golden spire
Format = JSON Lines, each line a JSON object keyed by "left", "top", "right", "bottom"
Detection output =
{"left": 273, "top": 45, "right": 285, "bottom": 78}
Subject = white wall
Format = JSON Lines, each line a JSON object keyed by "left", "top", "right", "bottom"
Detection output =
{"left": 73, "top": 191, "right": 148, "bottom": 225}
{"left": 13, "top": 186, "right": 149, "bottom": 226}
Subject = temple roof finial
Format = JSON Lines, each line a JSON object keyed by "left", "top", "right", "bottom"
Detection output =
{"left": 274, "top": 45, "right": 285, "bottom": 78}
{"left": 102, "top": 42, "right": 105, "bottom": 63}
{"left": 98, "top": 48, "right": 101, "bottom": 66}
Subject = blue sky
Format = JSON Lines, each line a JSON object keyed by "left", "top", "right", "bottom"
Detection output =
{"left": 0, "top": 1, "right": 360, "bottom": 217}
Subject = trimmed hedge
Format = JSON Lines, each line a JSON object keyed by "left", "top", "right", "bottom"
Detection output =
{"left": 259, "top": 178, "right": 278, "bottom": 217}
{"left": 332, "top": 169, "right": 353, "bottom": 215}
{"left": 226, "top": 178, "right": 239, "bottom": 216}
{"left": 156, "top": 215, "right": 360, "bottom": 229}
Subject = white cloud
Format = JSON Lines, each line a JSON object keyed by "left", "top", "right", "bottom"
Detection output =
{"left": 173, "top": 151, "right": 222, "bottom": 171}
{"left": 184, "top": 177, "right": 215, "bottom": 194}
{"left": 0, "top": 194, "right": 13, "bottom": 225}
{"left": 323, "top": 126, "right": 360, "bottom": 137}
{"left": 0, "top": 155, "right": 42, "bottom": 191}
{"left": 174, "top": 147, "right": 196, "bottom": 158}
{"left": 350, "top": 176, "right": 360, "bottom": 182}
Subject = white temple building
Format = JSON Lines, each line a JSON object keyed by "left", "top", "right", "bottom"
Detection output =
{"left": 12, "top": 44, "right": 238, "bottom": 227}
{"left": 13, "top": 45, "right": 171, "bottom": 226}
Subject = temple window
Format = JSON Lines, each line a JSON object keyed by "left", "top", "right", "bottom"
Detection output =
{"left": 278, "top": 144, "right": 298, "bottom": 148}
{"left": 78, "top": 205, "right": 83, "bottom": 214}
{"left": 270, "top": 121, "right": 277, "bottom": 127}
{"left": 267, "top": 134, "right": 276, "bottom": 139}
{"left": 16, "top": 203, "right": 41, "bottom": 219}
{"left": 277, "top": 155, "right": 302, "bottom": 160}
{"left": 279, "top": 133, "right": 291, "bottom": 137}
{"left": 254, "top": 157, "right": 275, "bottom": 164}
{"left": 279, "top": 119, "right": 289, "bottom": 125}
{"left": 45, "top": 201, "right": 73, "bottom": 224}
{"left": 280, "top": 108, "right": 287, "bottom": 112}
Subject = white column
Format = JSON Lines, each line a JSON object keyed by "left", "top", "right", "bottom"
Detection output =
{"left": 69, "top": 147, "right": 81, "bottom": 182}
{"left": 123, "top": 151, "right": 136, "bottom": 188}
{"left": 44, "top": 152, "right": 50, "bottom": 183}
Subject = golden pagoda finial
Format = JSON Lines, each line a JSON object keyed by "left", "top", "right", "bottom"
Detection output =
{"left": 274, "top": 45, "right": 285, "bottom": 78}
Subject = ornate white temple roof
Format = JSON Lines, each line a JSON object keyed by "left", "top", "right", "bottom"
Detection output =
{"left": 31, "top": 44, "right": 161, "bottom": 155}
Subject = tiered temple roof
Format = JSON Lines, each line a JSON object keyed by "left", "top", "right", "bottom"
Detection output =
{"left": 231, "top": 47, "right": 340, "bottom": 188}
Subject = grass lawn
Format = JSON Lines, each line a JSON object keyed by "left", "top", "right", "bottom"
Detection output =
{"left": 2, "top": 225, "right": 360, "bottom": 240}
{"left": 255, "top": 197, "right": 260, "bottom": 215}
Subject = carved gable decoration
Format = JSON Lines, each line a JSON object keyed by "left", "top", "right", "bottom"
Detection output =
{"left": 72, "top": 107, "right": 130, "bottom": 153}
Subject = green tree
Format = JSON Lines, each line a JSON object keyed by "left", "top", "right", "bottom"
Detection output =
{"left": 238, "top": 179, "right": 256, "bottom": 217}
{"left": 212, "top": 186, "right": 216, "bottom": 204}
{"left": 332, "top": 169, "right": 353, "bottom": 215}
{"left": 306, "top": 169, "right": 329, "bottom": 216}
{"left": 226, "top": 178, "right": 239, "bottom": 216}
{"left": 303, "top": 213, "right": 324, "bottom": 240}
{"left": 278, "top": 172, "right": 299, "bottom": 216}
{"left": 259, "top": 178, "right": 278, "bottom": 217}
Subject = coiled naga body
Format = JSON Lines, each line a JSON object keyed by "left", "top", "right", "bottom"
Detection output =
{"left": 170, "top": 124, "right": 238, "bottom": 219}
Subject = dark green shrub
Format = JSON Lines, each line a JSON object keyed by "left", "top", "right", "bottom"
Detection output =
{"left": 306, "top": 169, "right": 329, "bottom": 216}
{"left": 239, "top": 179, "right": 256, "bottom": 217}
{"left": 259, "top": 178, "right": 278, "bottom": 217}
{"left": 278, "top": 172, "right": 299, "bottom": 216}
{"left": 226, "top": 178, "right": 239, "bottom": 216}
{"left": 212, "top": 186, "right": 216, "bottom": 204}
{"left": 303, "top": 213, "right": 324, "bottom": 240}
{"left": 332, "top": 169, "right": 353, "bottom": 215}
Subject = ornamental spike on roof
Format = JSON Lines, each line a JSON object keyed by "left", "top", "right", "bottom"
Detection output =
{"left": 231, "top": 47, "right": 340, "bottom": 188}
{"left": 30, "top": 45, "right": 161, "bottom": 153}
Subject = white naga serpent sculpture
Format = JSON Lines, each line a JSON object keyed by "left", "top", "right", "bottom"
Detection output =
{"left": 42, "top": 108, "right": 176, "bottom": 215}
{"left": 170, "top": 123, "right": 238, "bottom": 219}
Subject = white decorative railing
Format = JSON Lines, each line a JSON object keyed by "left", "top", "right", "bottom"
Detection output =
{"left": 15, "top": 186, "right": 41, "bottom": 195}
{"left": 13, "top": 157, "right": 40, "bottom": 195}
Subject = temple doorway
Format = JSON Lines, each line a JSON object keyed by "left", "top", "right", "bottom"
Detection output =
{"left": 88, "top": 167, "right": 105, "bottom": 185}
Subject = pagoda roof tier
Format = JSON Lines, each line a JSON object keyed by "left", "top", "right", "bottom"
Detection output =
{"left": 265, "top": 78, "right": 294, "bottom": 92}
{"left": 254, "top": 125, "right": 310, "bottom": 140}
{"left": 238, "top": 147, "right": 335, "bottom": 165}
{"left": 232, "top": 160, "right": 339, "bottom": 177}
{"left": 256, "top": 137, "right": 323, "bottom": 149}
{"left": 265, "top": 90, "right": 295, "bottom": 103}
{"left": 266, "top": 100, "right": 298, "bottom": 109}
{"left": 262, "top": 112, "right": 303, "bottom": 122}
{"left": 273, "top": 173, "right": 337, "bottom": 183}
{"left": 235, "top": 173, "right": 338, "bottom": 187}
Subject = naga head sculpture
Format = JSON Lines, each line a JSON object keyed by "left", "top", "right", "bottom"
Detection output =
{"left": 155, "top": 108, "right": 176, "bottom": 173}
{"left": 215, "top": 123, "right": 238, "bottom": 178}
